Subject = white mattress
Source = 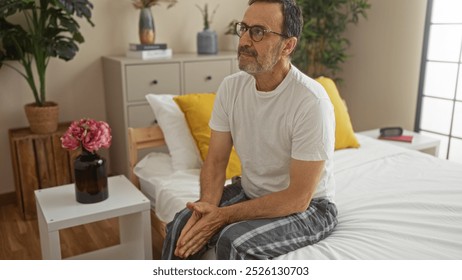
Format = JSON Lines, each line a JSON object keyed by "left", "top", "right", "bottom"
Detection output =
{"left": 135, "top": 135, "right": 462, "bottom": 259}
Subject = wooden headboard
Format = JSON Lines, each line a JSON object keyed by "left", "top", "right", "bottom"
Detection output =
{"left": 127, "top": 124, "right": 169, "bottom": 259}
{"left": 127, "top": 125, "right": 166, "bottom": 188}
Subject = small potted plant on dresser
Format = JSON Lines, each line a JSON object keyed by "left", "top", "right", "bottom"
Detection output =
{"left": 196, "top": 3, "right": 219, "bottom": 55}
{"left": 0, "top": 0, "right": 94, "bottom": 134}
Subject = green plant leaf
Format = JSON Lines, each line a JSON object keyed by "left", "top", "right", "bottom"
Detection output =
{"left": 0, "top": 0, "right": 94, "bottom": 105}
{"left": 293, "top": 0, "right": 370, "bottom": 80}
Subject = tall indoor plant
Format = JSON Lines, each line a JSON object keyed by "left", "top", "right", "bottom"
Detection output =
{"left": 0, "top": 0, "right": 94, "bottom": 134}
{"left": 293, "top": 0, "right": 371, "bottom": 80}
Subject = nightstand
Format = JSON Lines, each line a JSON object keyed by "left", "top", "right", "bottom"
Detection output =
{"left": 358, "top": 129, "right": 441, "bottom": 156}
{"left": 35, "top": 175, "right": 152, "bottom": 260}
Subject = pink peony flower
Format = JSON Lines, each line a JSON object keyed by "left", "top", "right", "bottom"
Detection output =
{"left": 61, "top": 118, "right": 112, "bottom": 153}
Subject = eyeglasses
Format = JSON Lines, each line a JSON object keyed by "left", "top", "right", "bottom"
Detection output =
{"left": 235, "top": 22, "right": 289, "bottom": 42}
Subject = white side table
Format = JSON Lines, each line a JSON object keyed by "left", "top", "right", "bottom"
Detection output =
{"left": 358, "top": 129, "right": 441, "bottom": 156}
{"left": 35, "top": 175, "right": 152, "bottom": 260}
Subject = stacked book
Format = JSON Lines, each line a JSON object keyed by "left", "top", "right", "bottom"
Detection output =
{"left": 378, "top": 134, "right": 414, "bottom": 143}
{"left": 126, "top": 43, "right": 172, "bottom": 60}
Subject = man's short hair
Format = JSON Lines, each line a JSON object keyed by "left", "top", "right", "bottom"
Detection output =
{"left": 248, "top": 0, "right": 303, "bottom": 41}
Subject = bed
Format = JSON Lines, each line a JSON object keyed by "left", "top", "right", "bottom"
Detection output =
{"left": 129, "top": 124, "right": 462, "bottom": 260}
{"left": 127, "top": 80, "right": 462, "bottom": 259}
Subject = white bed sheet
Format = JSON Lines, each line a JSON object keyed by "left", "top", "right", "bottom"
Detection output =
{"left": 135, "top": 135, "right": 462, "bottom": 259}
{"left": 135, "top": 153, "right": 232, "bottom": 222}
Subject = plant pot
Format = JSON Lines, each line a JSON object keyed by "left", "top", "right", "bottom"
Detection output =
{"left": 24, "top": 102, "right": 59, "bottom": 134}
{"left": 197, "top": 29, "right": 218, "bottom": 54}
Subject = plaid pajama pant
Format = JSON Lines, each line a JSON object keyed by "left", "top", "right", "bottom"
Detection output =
{"left": 162, "top": 179, "right": 338, "bottom": 260}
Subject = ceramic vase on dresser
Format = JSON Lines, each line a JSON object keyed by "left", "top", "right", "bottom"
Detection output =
{"left": 139, "top": 7, "right": 155, "bottom": 44}
{"left": 197, "top": 29, "right": 218, "bottom": 54}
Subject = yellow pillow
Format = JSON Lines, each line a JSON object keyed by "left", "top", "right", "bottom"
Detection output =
{"left": 173, "top": 93, "right": 241, "bottom": 179}
{"left": 315, "top": 76, "right": 360, "bottom": 150}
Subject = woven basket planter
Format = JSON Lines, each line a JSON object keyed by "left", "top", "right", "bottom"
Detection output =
{"left": 24, "top": 102, "right": 59, "bottom": 134}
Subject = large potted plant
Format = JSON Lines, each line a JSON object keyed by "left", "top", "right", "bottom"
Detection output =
{"left": 293, "top": 0, "right": 371, "bottom": 80}
{"left": 0, "top": 0, "right": 94, "bottom": 134}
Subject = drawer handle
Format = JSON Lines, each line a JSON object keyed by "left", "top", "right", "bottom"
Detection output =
{"left": 206, "top": 76, "right": 212, "bottom": 81}
{"left": 151, "top": 80, "right": 158, "bottom": 85}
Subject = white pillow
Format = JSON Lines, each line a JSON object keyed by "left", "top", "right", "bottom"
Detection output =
{"left": 145, "top": 94, "right": 202, "bottom": 170}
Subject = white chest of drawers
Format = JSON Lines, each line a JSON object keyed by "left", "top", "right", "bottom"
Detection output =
{"left": 102, "top": 52, "right": 238, "bottom": 178}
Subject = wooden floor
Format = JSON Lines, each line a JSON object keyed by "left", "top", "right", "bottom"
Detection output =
{"left": 0, "top": 202, "right": 120, "bottom": 260}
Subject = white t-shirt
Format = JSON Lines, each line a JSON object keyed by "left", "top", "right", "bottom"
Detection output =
{"left": 209, "top": 66, "right": 336, "bottom": 201}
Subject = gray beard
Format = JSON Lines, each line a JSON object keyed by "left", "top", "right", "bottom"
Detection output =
{"left": 238, "top": 41, "right": 284, "bottom": 74}
{"left": 238, "top": 54, "right": 280, "bottom": 74}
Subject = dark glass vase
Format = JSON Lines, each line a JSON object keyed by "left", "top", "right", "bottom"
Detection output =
{"left": 74, "top": 149, "right": 108, "bottom": 203}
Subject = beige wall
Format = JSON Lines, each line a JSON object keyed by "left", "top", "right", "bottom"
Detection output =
{"left": 0, "top": 0, "right": 247, "bottom": 195}
{"left": 0, "top": 0, "right": 428, "bottom": 195}
{"left": 338, "top": 0, "right": 428, "bottom": 132}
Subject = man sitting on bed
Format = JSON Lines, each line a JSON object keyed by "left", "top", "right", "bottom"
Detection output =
{"left": 162, "top": 0, "right": 338, "bottom": 260}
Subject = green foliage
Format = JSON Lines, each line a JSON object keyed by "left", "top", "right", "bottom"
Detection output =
{"left": 196, "top": 3, "right": 219, "bottom": 30}
{"left": 0, "top": 0, "right": 94, "bottom": 106}
{"left": 292, "top": 0, "right": 370, "bottom": 80}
